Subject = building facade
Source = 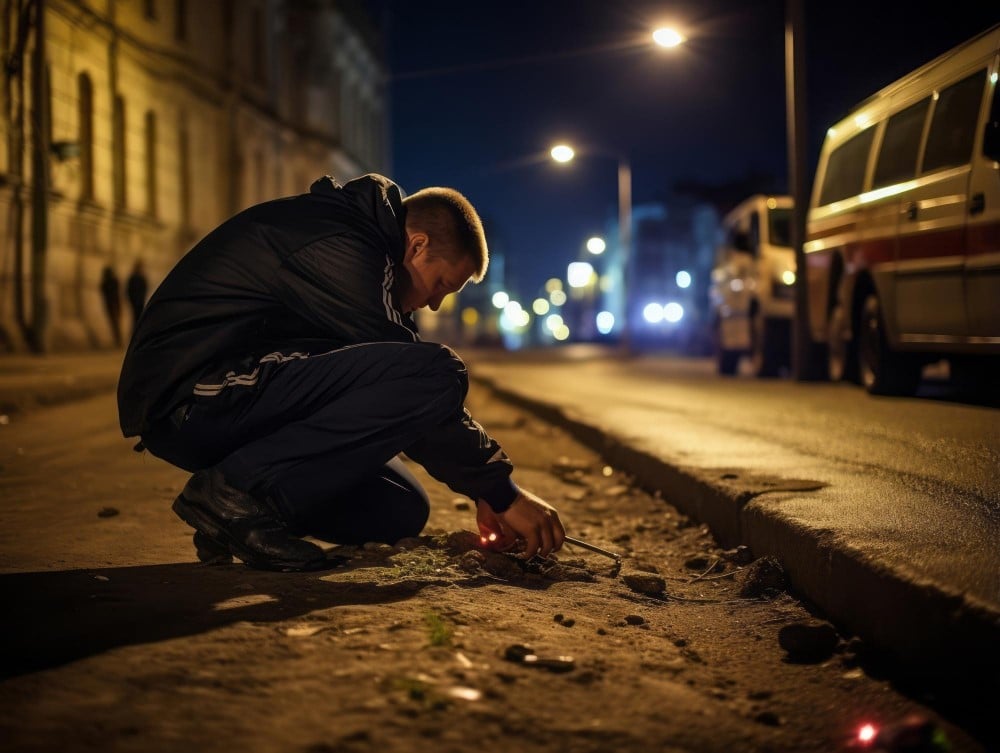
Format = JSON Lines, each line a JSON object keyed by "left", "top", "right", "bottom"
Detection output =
{"left": 1, "top": 0, "right": 389, "bottom": 352}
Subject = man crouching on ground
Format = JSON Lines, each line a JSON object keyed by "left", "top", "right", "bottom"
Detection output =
{"left": 117, "top": 174, "right": 564, "bottom": 571}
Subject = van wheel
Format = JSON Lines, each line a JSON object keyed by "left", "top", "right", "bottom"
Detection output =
{"left": 714, "top": 322, "right": 740, "bottom": 376}
{"left": 858, "top": 292, "right": 921, "bottom": 396}
{"left": 826, "top": 303, "right": 858, "bottom": 383}
{"left": 750, "top": 310, "right": 783, "bottom": 378}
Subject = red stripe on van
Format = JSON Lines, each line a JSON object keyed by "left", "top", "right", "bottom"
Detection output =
{"left": 851, "top": 238, "right": 895, "bottom": 267}
{"left": 898, "top": 228, "right": 965, "bottom": 262}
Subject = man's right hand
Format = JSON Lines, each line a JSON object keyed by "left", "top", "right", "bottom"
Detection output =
{"left": 492, "top": 489, "right": 565, "bottom": 559}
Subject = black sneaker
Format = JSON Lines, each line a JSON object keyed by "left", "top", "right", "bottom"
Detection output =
{"left": 172, "top": 467, "right": 328, "bottom": 572}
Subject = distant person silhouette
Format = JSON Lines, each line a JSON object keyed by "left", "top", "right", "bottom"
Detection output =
{"left": 99, "top": 265, "right": 122, "bottom": 347}
{"left": 126, "top": 260, "right": 148, "bottom": 330}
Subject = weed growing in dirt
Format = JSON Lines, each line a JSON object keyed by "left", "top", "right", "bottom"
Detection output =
{"left": 424, "top": 611, "right": 453, "bottom": 647}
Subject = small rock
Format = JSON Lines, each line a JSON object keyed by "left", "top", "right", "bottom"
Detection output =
{"left": 553, "top": 613, "right": 564, "bottom": 623}
{"left": 395, "top": 537, "right": 424, "bottom": 551}
{"left": 453, "top": 499, "right": 471, "bottom": 512}
{"left": 632, "top": 560, "right": 660, "bottom": 574}
{"left": 458, "top": 550, "right": 486, "bottom": 573}
{"left": 722, "top": 545, "right": 754, "bottom": 565}
{"left": 97, "top": 507, "right": 119, "bottom": 518}
{"left": 605, "top": 484, "right": 629, "bottom": 497}
{"left": 778, "top": 620, "right": 839, "bottom": 663}
{"left": 559, "top": 618, "right": 575, "bottom": 628}
{"left": 673, "top": 638, "right": 688, "bottom": 647}
{"left": 737, "top": 556, "right": 786, "bottom": 597}
{"left": 624, "top": 614, "right": 645, "bottom": 625}
{"left": 622, "top": 572, "right": 666, "bottom": 596}
{"left": 596, "top": 628, "right": 608, "bottom": 635}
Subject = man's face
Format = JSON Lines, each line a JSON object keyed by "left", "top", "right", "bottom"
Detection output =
{"left": 399, "top": 232, "right": 476, "bottom": 313}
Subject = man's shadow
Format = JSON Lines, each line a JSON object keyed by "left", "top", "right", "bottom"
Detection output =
{"left": 0, "top": 556, "right": 529, "bottom": 679}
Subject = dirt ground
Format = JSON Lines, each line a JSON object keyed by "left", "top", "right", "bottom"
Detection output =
{"left": 0, "top": 384, "right": 988, "bottom": 752}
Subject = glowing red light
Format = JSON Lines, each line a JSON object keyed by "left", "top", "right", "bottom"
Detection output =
{"left": 858, "top": 723, "right": 877, "bottom": 743}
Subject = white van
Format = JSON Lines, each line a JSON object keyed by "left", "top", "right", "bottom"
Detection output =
{"left": 805, "top": 24, "right": 1000, "bottom": 395}
{"left": 709, "top": 194, "right": 796, "bottom": 376}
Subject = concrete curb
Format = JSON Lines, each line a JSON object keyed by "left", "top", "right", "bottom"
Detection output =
{"left": 473, "top": 373, "right": 1000, "bottom": 696}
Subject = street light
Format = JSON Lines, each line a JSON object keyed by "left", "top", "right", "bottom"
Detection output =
{"left": 551, "top": 142, "right": 633, "bottom": 350}
{"left": 586, "top": 236, "right": 606, "bottom": 255}
{"left": 652, "top": 27, "right": 686, "bottom": 48}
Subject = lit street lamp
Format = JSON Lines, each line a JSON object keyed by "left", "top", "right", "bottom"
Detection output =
{"left": 652, "top": 27, "right": 686, "bottom": 48}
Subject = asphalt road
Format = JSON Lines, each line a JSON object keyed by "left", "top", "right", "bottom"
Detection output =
{"left": 467, "top": 347, "right": 1000, "bottom": 684}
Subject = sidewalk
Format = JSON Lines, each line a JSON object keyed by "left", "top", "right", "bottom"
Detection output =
{"left": 3, "top": 347, "right": 997, "bottom": 697}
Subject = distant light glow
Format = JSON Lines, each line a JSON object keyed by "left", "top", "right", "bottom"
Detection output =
{"left": 492, "top": 291, "right": 509, "bottom": 308}
{"left": 586, "top": 237, "right": 606, "bottom": 255}
{"left": 544, "top": 278, "right": 563, "bottom": 293}
{"left": 664, "top": 302, "right": 684, "bottom": 323}
{"left": 545, "top": 314, "right": 564, "bottom": 333}
{"left": 553, "top": 324, "right": 570, "bottom": 341}
{"left": 730, "top": 279, "right": 744, "bottom": 292}
{"left": 567, "top": 262, "right": 594, "bottom": 288}
{"left": 858, "top": 724, "right": 877, "bottom": 744}
{"left": 461, "top": 307, "right": 479, "bottom": 326}
{"left": 676, "top": 270, "right": 692, "bottom": 289}
{"left": 643, "top": 303, "right": 664, "bottom": 323}
{"left": 549, "top": 289, "right": 567, "bottom": 306}
{"left": 551, "top": 144, "right": 575, "bottom": 163}
{"left": 595, "top": 311, "right": 615, "bottom": 334}
{"left": 652, "top": 27, "right": 685, "bottom": 48}
{"left": 766, "top": 197, "right": 778, "bottom": 209}
{"left": 781, "top": 270, "right": 796, "bottom": 286}
{"left": 532, "top": 298, "right": 550, "bottom": 315}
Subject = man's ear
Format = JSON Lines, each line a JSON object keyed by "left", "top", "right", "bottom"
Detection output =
{"left": 404, "top": 231, "right": 429, "bottom": 261}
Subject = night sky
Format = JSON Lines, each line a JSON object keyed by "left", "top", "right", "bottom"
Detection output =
{"left": 374, "top": 1, "right": 999, "bottom": 299}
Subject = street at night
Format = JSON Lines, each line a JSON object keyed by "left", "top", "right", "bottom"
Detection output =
{"left": 2, "top": 1, "right": 1000, "bottom": 751}
{"left": 1, "top": 350, "right": 997, "bottom": 751}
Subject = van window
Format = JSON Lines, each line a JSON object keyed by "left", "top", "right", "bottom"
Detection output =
{"left": 873, "top": 98, "right": 930, "bottom": 188}
{"left": 983, "top": 78, "right": 1000, "bottom": 161}
{"left": 819, "top": 127, "right": 876, "bottom": 205}
{"left": 768, "top": 208, "right": 792, "bottom": 247}
{"left": 922, "top": 69, "right": 986, "bottom": 173}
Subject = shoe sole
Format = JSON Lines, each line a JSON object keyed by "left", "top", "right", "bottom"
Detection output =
{"left": 172, "top": 494, "right": 329, "bottom": 572}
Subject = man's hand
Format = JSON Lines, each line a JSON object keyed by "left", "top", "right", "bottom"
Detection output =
{"left": 477, "top": 490, "right": 565, "bottom": 559}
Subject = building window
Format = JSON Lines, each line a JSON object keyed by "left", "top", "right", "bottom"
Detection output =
{"left": 252, "top": 6, "right": 266, "bottom": 84}
{"left": 174, "top": 0, "right": 187, "bottom": 41}
{"left": 78, "top": 73, "right": 94, "bottom": 199}
{"left": 144, "top": 111, "right": 157, "bottom": 217}
{"left": 178, "top": 113, "right": 191, "bottom": 228}
{"left": 113, "top": 95, "right": 127, "bottom": 209}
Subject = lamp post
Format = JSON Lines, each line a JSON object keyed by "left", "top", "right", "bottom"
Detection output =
{"left": 550, "top": 143, "right": 633, "bottom": 352}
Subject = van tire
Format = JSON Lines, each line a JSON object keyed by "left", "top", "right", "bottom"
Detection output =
{"left": 751, "top": 310, "right": 785, "bottom": 378}
{"left": 858, "top": 293, "right": 921, "bottom": 396}
{"left": 827, "top": 303, "right": 858, "bottom": 383}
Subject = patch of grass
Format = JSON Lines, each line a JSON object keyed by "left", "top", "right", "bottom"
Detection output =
{"left": 424, "top": 611, "right": 453, "bottom": 647}
{"left": 389, "top": 676, "right": 449, "bottom": 711}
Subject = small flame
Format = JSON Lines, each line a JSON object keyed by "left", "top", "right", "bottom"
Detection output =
{"left": 858, "top": 724, "right": 877, "bottom": 743}
{"left": 488, "top": 532, "right": 498, "bottom": 542}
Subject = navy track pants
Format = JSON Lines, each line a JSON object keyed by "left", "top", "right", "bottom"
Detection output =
{"left": 141, "top": 341, "right": 470, "bottom": 544}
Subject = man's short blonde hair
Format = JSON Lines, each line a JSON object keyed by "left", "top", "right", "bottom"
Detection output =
{"left": 402, "top": 187, "right": 489, "bottom": 281}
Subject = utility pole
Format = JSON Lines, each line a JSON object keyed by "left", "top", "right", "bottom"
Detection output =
{"left": 785, "top": 0, "right": 825, "bottom": 380}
